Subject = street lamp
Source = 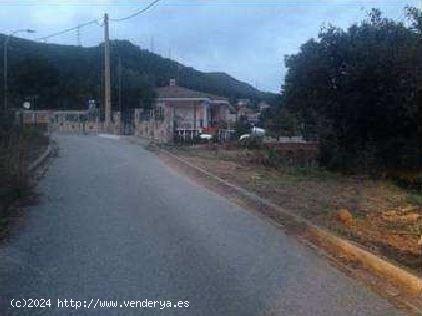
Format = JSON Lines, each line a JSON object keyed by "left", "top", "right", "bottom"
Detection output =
{"left": 3, "top": 29, "right": 36, "bottom": 111}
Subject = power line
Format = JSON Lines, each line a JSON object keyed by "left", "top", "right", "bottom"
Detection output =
{"left": 34, "top": 19, "right": 100, "bottom": 42}
{"left": 32, "top": 0, "right": 161, "bottom": 43}
{"left": 110, "top": 0, "right": 161, "bottom": 22}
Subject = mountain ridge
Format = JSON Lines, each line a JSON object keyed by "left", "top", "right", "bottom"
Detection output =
{"left": 0, "top": 35, "right": 277, "bottom": 110}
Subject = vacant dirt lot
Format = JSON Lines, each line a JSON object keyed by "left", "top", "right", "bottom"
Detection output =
{"left": 163, "top": 145, "right": 422, "bottom": 275}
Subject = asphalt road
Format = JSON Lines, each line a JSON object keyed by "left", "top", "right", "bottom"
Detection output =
{"left": 0, "top": 134, "right": 403, "bottom": 315}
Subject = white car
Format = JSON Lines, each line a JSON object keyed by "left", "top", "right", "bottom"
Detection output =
{"left": 239, "top": 134, "right": 250, "bottom": 141}
{"left": 251, "top": 127, "right": 265, "bottom": 137}
{"left": 200, "top": 134, "right": 213, "bottom": 140}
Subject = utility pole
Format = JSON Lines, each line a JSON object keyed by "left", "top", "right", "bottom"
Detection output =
{"left": 104, "top": 13, "right": 111, "bottom": 129}
{"left": 118, "top": 56, "right": 122, "bottom": 116}
{"left": 76, "top": 24, "right": 81, "bottom": 47}
{"left": 3, "top": 38, "right": 9, "bottom": 111}
{"left": 150, "top": 36, "right": 154, "bottom": 53}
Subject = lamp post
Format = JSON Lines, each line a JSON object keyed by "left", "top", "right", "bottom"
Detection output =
{"left": 3, "top": 29, "right": 35, "bottom": 111}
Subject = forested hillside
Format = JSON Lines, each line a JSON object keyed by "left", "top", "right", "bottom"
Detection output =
{"left": 0, "top": 36, "right": 273, "bottom": 110}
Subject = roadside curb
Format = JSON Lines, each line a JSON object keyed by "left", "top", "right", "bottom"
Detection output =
{"left": 28, "top": 143, "right": 52, "bottom": 173}
{"left": 159, "top": 148, "right": 422, "bottom": 297}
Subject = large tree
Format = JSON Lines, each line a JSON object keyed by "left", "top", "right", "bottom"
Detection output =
{"left": 282, "top": 8, "right": 421, "bottom": 171}
{"left": 10, "top": 56, "right": 59, "bottom": 109}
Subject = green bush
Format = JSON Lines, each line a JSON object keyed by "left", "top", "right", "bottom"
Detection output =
{"left": 389, "top": 171, "right": 422, "bottom": 192}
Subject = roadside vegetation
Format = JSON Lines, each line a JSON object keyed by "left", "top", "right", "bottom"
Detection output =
{"left": 0, "top": 113, "right": 49, "bottom": 237}
{"left": 264, "top": 8, "right": 421, "bottom": 177}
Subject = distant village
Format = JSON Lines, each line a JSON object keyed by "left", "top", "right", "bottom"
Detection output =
{"left": 18, "top": 78, "right": 281, "bottom": 144}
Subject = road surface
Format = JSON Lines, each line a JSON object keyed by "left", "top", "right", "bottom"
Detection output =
{"left": 0, "top": 134, "right": 402, "bottom": 315}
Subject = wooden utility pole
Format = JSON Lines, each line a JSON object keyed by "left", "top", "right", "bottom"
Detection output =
{"left": 104, "top": 13, "right": 111, "bottom": 129}
{"left": 118, "top": 55, "right": 122, "bottom": 133}
{"left": 3, "top": 38, "right": 8, "bottom": 111}
{"left": 118, "top": 55, "right": 122, "bottom": 115}
{"left": 193, "top": 104, "right": 197, "bottom": 138}
{"left": 150, "top": 36, "right": 154, "bottom": 53}
{"left": 76, "top": 24, "right": 81, "bottom": 46}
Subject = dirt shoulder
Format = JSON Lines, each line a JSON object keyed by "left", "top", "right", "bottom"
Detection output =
{"left": 150, "top": 143, "right": 422, "bottom": 312}
{"left": 159, "top": 145, "right": 422, "bottom": 274}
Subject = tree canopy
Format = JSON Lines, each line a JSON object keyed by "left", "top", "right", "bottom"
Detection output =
{"left": 280, "top": 8, "right": 422, "bottom": 172}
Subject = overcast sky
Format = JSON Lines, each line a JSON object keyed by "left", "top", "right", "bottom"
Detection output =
{"left": 0, "top": 0, "right": 418, "bottom": 92}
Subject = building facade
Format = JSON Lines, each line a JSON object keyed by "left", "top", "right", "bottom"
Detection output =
{"left": 135, "top": 79, "right": 233, "bottom": 143}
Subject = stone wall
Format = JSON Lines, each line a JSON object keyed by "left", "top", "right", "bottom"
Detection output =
{"left": 134, "top": 108, "right": 173, "bottom": 143}
{"left": 52, "top": 121, "right": 99, "bottom": 133}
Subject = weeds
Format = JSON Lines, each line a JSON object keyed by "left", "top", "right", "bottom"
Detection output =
{"left": 408, "top": 192, "right": 422, "bottom": 206}
{"left": 0, "top": 119, "right": 48, "bottom": 225}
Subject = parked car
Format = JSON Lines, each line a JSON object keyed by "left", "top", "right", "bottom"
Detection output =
{"left": 251, "top": 127, "right": 265, "bottom": 137}
{"left": 200, "top": 133, "right": 213, "bottom": 140}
